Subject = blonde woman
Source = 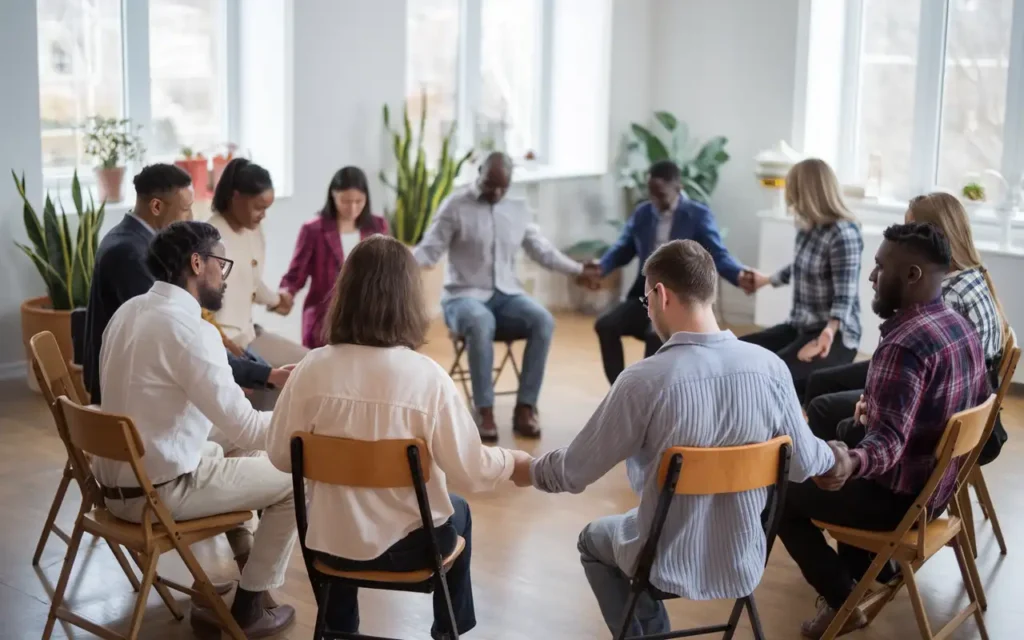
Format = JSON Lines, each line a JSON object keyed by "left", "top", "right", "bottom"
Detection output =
{"left": 741, "top": 158, "right": 863, "bottom": 401}
{"left": 805, "top": 191, "right": 1008, "bottom": 464}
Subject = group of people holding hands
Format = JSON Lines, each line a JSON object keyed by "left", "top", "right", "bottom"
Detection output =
{"left": 74, "top": 149, "right": 1007, "bottom": 638}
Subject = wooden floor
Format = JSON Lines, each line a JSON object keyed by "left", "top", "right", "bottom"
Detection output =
{"left": 1, "top": 314, "right": 1020, "bottom": 639}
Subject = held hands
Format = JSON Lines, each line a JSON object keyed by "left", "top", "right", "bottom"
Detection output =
{"left": 509, "top": 449, "right": 535, "bottom": 487}
{"left": 575, "top": 260, "right": 603, "bottom": 291}
{"left": 267, "top": 364, "right": 296, "bottom": 389}
{"left": 813, "top": 441, "right": 856, "bottom": 491}
{"left": 737, "top": 269, "right": 770, "bottom": 295}
{"left": 271, "top": 291, "right": 294, "bottom": 316}
{"left": 797, "top": 326, "right": 835, "bottom": 362}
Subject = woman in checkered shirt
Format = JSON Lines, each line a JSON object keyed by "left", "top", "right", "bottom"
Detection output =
{"left": 740, "top": 159, "right": 864, "bottom": 402}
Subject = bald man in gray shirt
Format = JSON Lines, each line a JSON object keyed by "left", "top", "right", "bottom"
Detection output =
{"left": 413, "top": 153, "right": 601, "bottom": 440}
{"left": 514, "top": 240, "right": 837, "bottom": 637}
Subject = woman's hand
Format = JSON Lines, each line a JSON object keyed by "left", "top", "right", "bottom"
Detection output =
{"left": 738, "top": 269, "right": 771, "bottom": 295}
{"left": 271, "top": 291, "right": 294, "bottom": 316}
{"left": 797, "top": 325, "right": 835, "bottom": 362}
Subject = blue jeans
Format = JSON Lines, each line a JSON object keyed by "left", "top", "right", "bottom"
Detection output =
{"left": 316, "top": 495, "right": 476, "bottom": 639}
{"left": 442, "top": 292, "right": 555, "bottom": 408}
{"left": 578, "top": 515, "right": 670, "bottom": 637}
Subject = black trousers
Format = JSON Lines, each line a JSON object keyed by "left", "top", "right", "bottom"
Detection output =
{"left": 739, "top": 323, "right": 858, "bottom": 402}
{"left": 315, "top": 494, "right": 476, "bottom": 639}
{"left": 778, "top": 479, "right": 915, "bottom": 610}
{"left": 595, "top": 298, "right": 663, "bottom": 385}
{"left": 804, "top": 360, "right": 870, "bottom": 403}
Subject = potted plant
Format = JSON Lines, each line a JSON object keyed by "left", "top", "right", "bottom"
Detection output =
{"left": 380, "top": 93, "right": 472, "bottom": 316}
{"left": 84, "top": 116, "right": 144, "bottom": 203}
{"left": 13, "top": 170, "right": 105, "bottom": 385}
{"left": 211, "top": 142, "right": 238, "bottom": 193}
{"left": 619, "top": 111, "right": 730, "bottom": 210}
{"left": 174, "top": 147, "right": 210, "bottom": 200}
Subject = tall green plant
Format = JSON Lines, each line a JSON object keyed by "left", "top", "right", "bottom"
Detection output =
{"left": 12, "top": 170, "right": 106, "bottom": 310}
{"left": 380, "top": 95, "right": 473, "bottom": 246}
{"left": 619, "top": 111, "right": 730, "bottom": 206}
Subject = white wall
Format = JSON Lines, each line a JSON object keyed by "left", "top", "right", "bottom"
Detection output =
{"left": 0, "top": 0, "right": 45, "bottom": 377}
{"left": 651, "top": 0, "right": 804, "bottom": 322}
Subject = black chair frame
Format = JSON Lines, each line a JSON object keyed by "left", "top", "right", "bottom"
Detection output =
{"left": 615, "top": 442, "right": 793, "bottom": 640}
{"left": 290, "top": 437, "right": 460, "bottom": 640}
{"left": 447, "top": 334, "right": 522, "bottom": 406}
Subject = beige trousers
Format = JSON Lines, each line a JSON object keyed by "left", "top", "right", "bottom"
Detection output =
{"left": 105, "top": 442, "right": 296, "bottom": 592}
{"left": 249, "top": 327, "right": 308, "bottom": 367}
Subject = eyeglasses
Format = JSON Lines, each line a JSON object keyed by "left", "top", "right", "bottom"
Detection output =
{"left": 201, "top": 253, "right": 234, "bottom": 279}
{"left": 640, "top": 287, "right": 656, "bottom": 309}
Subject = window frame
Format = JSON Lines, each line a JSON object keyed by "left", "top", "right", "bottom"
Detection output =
{"left": 421, "top": 0, "right": 554, "bottom": 163}
{"left": 839, "top": 0, "right": 1024, "bottom": 202}
{"left": 41, "top": 0, "right": 241, "bottom": 192}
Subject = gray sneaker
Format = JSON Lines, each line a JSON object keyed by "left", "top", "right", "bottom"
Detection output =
{"left": 800, "top": 596, "right": 868, "bottom": 638}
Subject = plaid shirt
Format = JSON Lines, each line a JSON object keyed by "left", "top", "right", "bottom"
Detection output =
{"left": 943, "top": 268, "right": 1003, "bottom": 364}
{"left": 851, "top": 299, "right": 989, "bottom": 510}
{"left": 771, "top": 221, "right": 863, "bottom": 350}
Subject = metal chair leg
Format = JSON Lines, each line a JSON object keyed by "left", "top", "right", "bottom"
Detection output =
{"left": 721, "top": 598, "right": 746, "bottom": 640}
{"left": 436, "top": 572, "right": 460, "bottom": 640}
{"left": 313, "top": 579, "right": 332, "bottom": 640}
{"left": 745, "top": 595, "right": 767, "bottom": 640}
{"left": 615, "top": 589, "right": 642, "bottom": 640}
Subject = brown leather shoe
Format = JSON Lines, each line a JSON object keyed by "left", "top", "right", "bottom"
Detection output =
{"left": 512, "top": 404, "right": 541, "bottom": 438}
{"left": 190, "top": 603, "right": 296, "bottom": 639}
{"left": 477, "top": 407, "right": 499, "bottom": 443}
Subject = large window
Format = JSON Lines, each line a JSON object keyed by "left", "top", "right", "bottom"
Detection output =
{"left": 841, "top": 0, "right": 1024, "bottom": 203}
{"left": 406, "top": 0, "right": 551, "bottom": 163}
{"left": 37, "top": 0, "right": 235, "bottom": 187}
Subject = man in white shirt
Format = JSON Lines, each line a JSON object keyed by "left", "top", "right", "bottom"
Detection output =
{"left": 95, "top": 220, "right": 296, "bottom": 637}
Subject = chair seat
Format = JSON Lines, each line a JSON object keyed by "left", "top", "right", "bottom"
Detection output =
{"left": 448, "top": 329, "right": 527, "bottom": 344}
{"left": 814, "top": 516, "right": 961, "bottom": 558}
{"left": 313, "top": 536, "right": 466, "bottom": 584}
{"left": 87, "top": 507, "right": 252, "bottom": 548}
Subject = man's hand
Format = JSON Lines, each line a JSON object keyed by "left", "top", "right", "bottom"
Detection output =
{"left": 272, "top": 291, "right": 294, "bottom": 316}
{"left": 738, "top": 269, "right": 770, "bottom": 295}
{"left": 853, "top": 394, "right": 867, "bottom": 426}
{"left": 267, "top": 366, "right": 294, "bottom": 389}
{"left": 813, "top": 441, "right": 856, "bottom": 491}
{"left": 797, "top": 326, "right": 835, "bottom": 362}
{"left": 576, "top": 261, "right": 603, "bottom": 291}
{"left": 509, "top": 449, "right": 535, "bottom": 487}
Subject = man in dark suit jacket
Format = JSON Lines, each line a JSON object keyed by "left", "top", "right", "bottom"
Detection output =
{"left": 83, "top": 164, "right": 289, "bottom": 407}
{"left": 593, "top": 160, "right": 750, "bottom": 384}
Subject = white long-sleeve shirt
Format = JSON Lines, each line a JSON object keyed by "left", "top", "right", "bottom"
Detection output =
{"left": 266, "top": 342, "right": 513, "bottom": 561}
{"left": 93, "top": 281, "right": 271, "bottom": 487}
{"left": 208, "top": 213, "right": 280, "bottom": 348}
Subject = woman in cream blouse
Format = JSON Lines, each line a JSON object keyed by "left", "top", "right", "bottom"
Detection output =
{"left": 266, "top": 235, "right": 531, "bottom": 638}
{"left": 208, "top": 158, "right": 308, "bottom": 367}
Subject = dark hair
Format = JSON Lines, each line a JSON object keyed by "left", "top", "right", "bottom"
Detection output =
{"left": 211, "top": 158, "right": 273, "bottom": 214}
{"left": 649, "top": 160, "right": 681, "bottom": 182}
{"left": 882, "top": 222, "right": 952, "bottom": 270}
{"left": 322, "top": 235, "right": 429, "bottom": 349}
{"left": 134, "top": 163, "right": 192, "bottom": 201}
{"left": 321, "top": 166, "right": 373, "bottom": 229}
{"left": 146, "top": 221, "right": 222, "bottom": 287}
{"left": 642, "top": 239, "right": 718, "bottom": 304}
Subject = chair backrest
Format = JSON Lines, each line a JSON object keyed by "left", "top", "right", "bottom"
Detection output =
{"left": 30, "top": 331, "right": 83, "bottom": 406}
{"left": 998, "top": 328, "right": 1018, "bottom": 382}
{"left": 657, "top": 436, "right": 793, "bottom": 496}
{"left": 292, "top": 432, "right": 432, "bottom": 488}
{"left": 70, "top": 307, "right": 87, "bottom": 364}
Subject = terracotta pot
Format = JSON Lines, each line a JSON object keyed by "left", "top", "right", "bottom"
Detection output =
{"left": 174, "top": 158, "right": 211, "bottom": 200}
{"left": 20, "top": 295, "right": 74, "bottom": 392}
{"left": 95, "top": 166, "right": 126, "bottom": 203}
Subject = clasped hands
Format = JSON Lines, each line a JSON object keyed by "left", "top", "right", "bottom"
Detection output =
{"left": 509, "top": 449, "right": 535, "bottom": 487}
{"left": 575, "top": 260, "right": 603, "bottom": 291}
{"left": 270, "top": 291, "right": 295, "bottom": 316}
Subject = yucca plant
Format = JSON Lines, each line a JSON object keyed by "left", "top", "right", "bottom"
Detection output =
{"left": 619, "top": 111, "right": 730, "bottom": 207}
{"left": 380, "top": 93, "right": 473, "bottom": 246}
{"left": 12, "top": 170, "right": 106, "bottom": 310}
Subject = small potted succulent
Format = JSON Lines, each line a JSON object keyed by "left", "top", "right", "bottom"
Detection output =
{"left": 962, "top": 182, "right": 985, "bottom": 202}
{"left": 83, "top": 116, "right": 144, "bottom": 203}
{"left": 174, "top": 147, "right": 210, "bottom": 200}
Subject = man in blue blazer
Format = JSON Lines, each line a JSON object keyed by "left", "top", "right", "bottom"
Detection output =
{"left": 594, "top": 160, "right": 748, "bottom": 384}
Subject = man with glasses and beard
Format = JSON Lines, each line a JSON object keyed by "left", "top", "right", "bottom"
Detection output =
{"left": 94, "top": 221, "right": 298, "bottom": 637}
{"left": 777, "top": 222, "right": 990, "bottom": 638}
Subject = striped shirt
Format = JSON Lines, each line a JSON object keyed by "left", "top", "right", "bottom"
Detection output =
{"left": 771, "top": 221, "right": 863, "bottom": 350}
{"left": 530, "top": 331, "right": 835, "bottom": 600}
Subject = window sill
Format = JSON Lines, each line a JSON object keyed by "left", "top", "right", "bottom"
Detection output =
{"left": 453, "top": 162, "right": 605, "bottom": 188}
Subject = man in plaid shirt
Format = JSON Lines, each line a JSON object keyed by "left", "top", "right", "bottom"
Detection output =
{"left": 778, "top": 222, "right": 990, "bottom": 638}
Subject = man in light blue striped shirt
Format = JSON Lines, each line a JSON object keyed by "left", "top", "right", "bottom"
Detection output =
{"left": 519, "top": 239, "right": 837, "bottom": 636}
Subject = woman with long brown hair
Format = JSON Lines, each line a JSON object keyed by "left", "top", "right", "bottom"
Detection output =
{"left": 742, "top": 158, "right": 864, "bottom": 401}
{"left": 265, "top": 234, "right": 530, "bottom": 638}
{"left": 805, "top": 191, "right": 1008, "bottom": 464}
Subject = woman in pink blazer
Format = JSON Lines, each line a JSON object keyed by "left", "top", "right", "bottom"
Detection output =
{"left": 279, "top": 167, "right": 389, "bottom": 348}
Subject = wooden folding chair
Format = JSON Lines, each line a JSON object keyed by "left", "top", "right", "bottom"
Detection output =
{"left": 447, "top": 329, "right": 524, "bottom": 406}
{"left": 814, "top": 394, "right": 996, "bottom": 640}
{"left": 290, "top": 433, "right": 465, "bottom": 640}
{"left": 29, "top": 331, "right": 124, "bottom": 575}
{"left": 962, "top": 328, "right": 1018, "bottom": 557}
{"left": 615, "top": 436, "right": 794, "bottom": 640}
{"left": 42, "top": 397, "right": 252, "bottom": 640}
